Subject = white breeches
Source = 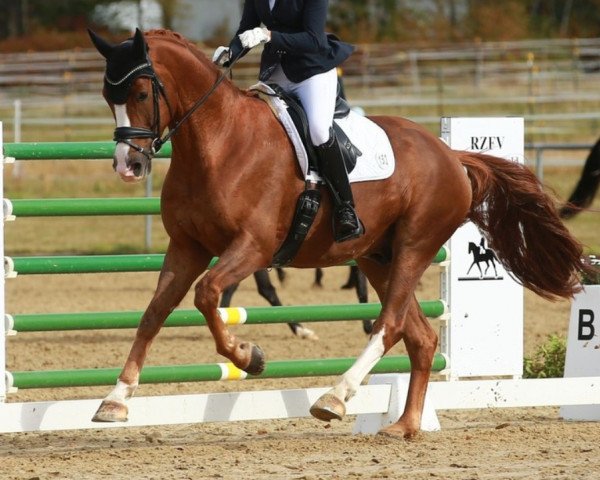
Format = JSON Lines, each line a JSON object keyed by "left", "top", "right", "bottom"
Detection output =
{"left": 268, "top": 66, "right": 337, "bottom": 146}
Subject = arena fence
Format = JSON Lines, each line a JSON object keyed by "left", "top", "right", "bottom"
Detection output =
{"left": 1, "top": 119, "right": 599, "bottom": 434}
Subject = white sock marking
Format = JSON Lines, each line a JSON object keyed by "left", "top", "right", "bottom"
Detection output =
{"left": 332, "top": 328, "right": 386, "bottom": 402}
{"left": 104, "top": 379, "right": 138, "bottom": 404}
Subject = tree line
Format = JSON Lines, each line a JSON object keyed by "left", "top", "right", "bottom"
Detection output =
{"left": 2, "top": 0, "right": 600, "bottom": 46}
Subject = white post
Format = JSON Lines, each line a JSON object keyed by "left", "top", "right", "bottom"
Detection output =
{"left": 560, "top": 284, "right": 600, "bottom": 420}
{"left": 0, "top": 122, "right": 6, "bottom": 402}
{"left": 145, "top": 173, "right": 152, "bottom": 251}
{"left": 441, "top": 117, "right": 525, "bottom": 380}
{"left": 12, "top": 99, "right": 22, "bottom": 178}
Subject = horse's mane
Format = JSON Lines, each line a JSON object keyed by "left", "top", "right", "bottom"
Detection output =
{"left": 144, "top": 29, "right": 216, "bottom": 70}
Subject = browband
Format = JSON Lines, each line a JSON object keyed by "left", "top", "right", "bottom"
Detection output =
{"left": 105, "top": 62, "right": 152, "bottom": 86}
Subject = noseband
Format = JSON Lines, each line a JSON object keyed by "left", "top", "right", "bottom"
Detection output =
{"left": 108, "top": 49, "right": 245, "bottom": 160}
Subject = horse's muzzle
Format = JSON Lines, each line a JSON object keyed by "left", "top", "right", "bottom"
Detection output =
{"left": 113, "top": 153, "right": 152, "bottom": 182}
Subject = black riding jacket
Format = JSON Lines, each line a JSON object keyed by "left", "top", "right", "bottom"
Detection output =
{"left": 229, "top": 0, "right": 354, "bottom": 83}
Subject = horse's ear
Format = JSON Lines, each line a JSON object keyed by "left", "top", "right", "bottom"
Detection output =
{"left": 132, "top": 27, "right": 148, "bottom": 58}
{"left": 88, "top": 28, "right": 114, "bottom": 59}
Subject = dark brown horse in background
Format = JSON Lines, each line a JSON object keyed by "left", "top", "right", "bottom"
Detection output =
{"left": 88, "top": 29, "right": 589, "bottom": 438}
{"left": 559, "top": 136, "right": 600, "bottom": 218}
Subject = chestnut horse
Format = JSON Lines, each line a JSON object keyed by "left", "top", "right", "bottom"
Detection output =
{"left": 88, "top": 29, "right": 588, "bottom": 438}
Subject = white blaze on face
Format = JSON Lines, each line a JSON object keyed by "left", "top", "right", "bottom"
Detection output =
{"left": 114, "top": 104, "right": 132, "bottom": 177}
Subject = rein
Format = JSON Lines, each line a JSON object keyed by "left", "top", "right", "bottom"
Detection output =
{"left": 112, "top": 48, "right": 246, "bottom": 158}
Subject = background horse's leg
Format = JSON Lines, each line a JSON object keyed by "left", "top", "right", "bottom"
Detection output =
{"left": 275, "top": 267, "right": 287, "bottom": 284}
{"left": 354, "top": 268, "right": 374, "bottom": 334}
{"left": 559, "top": 136, "right": 600, "bottom": 218}
{"left": 313, "top": 268, "right": 324, "bottom": 288}
{"left": 194, "top": 240, "right": 270, "bottom": 374}
{"left": 219, "top": 282, "right": 240, "bottom": 308}
{"left": 253, "top": 270, "right": 318, "bottom": 340}
{"left": 341, "top": 265, "right": 358, "bottom": 289}
{"left": 92, "top": 240, "right": 209, "bottom": 422}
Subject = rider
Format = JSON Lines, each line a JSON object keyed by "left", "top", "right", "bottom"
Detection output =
{"left": 212, "top": 0, "right": 364, "bottom": 243}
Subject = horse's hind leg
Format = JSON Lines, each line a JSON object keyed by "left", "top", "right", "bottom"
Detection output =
{"left": 379, "top": 297, "right": 437, "bottom": 437}
{"left": 92, "top": 240, "right": 208, "bottom": 422}
{"left": 310, "top": 242, "right": 440, "bottom": 438}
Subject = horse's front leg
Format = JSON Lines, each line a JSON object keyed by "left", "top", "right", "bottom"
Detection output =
{"left": 194, "top": 240, "right": 269, "bottom": 374}
{"left": 92, "top": 240, "right": 209, "bottom": 422}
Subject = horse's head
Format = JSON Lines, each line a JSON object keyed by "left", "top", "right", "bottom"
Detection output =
{"left": 89, "top": 28, "right": 171, "bottom": 182}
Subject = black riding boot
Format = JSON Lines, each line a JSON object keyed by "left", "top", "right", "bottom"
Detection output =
{"left": 316, "top": 132, "right": 364, "bottom": 242}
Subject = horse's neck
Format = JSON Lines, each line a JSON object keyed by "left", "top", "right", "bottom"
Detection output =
{"left": 163, "top": 50, "right": 244, "bottom": 172}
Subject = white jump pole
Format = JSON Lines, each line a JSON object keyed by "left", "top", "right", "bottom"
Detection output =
{"left": 1, "top": 121, "right": 6, "bottom": 403}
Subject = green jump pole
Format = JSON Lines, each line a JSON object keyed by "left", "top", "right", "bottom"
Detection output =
{"left": 3, "top": 141, "right": 172, "bottom": 160}
{"left": 8, "top": 249, "right": 446, "bottom": 275}
{"left": 10, "top": 254, "right": 167, "bottom": 274}
{"left": 11, "top": 300, "right": 446, "bottom": 332}
{"left": 8, "top": 255, "right": 220, "bottom": 275}
{"left": 9, "top": 198, "right": 161, "bottom": 217}
{"left": 10, "top": 354, "right": 447, "bottom": 389}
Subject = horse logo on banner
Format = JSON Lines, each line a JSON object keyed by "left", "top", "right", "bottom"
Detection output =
{"left": 462, "top": 237, "right": 502, "bottom": 280}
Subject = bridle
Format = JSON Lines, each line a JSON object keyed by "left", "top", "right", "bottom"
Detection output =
{"left": 108, "top": 48, "right": 245, "bottom": 160}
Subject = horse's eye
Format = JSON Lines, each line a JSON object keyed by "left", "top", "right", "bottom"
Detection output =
{"left": 136, "top": 92, "right": 149, "bottom": 102}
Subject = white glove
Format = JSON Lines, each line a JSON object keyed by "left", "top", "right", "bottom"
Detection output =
{"left": 239, "top": 27, "right": 270, "bottom": 49}
{"left": 212, "top": 46, "right": 230, "bottom": 66}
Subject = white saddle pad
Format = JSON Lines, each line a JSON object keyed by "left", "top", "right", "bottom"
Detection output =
{"left": 250, "top": 82, "right": 395, "bottom": 183}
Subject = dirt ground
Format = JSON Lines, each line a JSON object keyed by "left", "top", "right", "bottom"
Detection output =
{"left": 2, "top": 267, "right": 599, "bottom": 479}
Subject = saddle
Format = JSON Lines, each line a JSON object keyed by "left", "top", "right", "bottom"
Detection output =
{"left": 265, "top": 83, "right": 362, "bottom": 177}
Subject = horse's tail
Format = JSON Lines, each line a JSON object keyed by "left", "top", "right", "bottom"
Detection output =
{"left": 559, "top": 137, "right": 600, "bottom": 219}
{"left": 459, "top": 151, "right": 591, "bottom": 300}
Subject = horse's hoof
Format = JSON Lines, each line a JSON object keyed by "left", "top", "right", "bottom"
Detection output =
{"left": 310, "top": 393, "right": 346, "bottom": 422}
{"left": 378, "top": 421, "right": 420, "bottom": 439}
{"left": 295, "top": 326, "right": 319, "bottom": 341}
{"left": 91, "top": 400, "right": 128, "bottom": 422}
{"left": 244, "top": 344, "right": 266, "bottom": 375}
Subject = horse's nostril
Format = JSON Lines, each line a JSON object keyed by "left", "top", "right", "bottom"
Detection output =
{"left": 132, "top": 162, "right": 143, "bottom": 177}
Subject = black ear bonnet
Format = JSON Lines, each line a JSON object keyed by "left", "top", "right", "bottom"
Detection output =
{"left": 90, "top": 28, "right": 155, "bottom": 104}
{"left": 104, "top": 40, "right": 154, "bottom": 104}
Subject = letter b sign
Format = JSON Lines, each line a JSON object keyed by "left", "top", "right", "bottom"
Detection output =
{"left": 578, "top": 309, "right": 595, "bottom": 341}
